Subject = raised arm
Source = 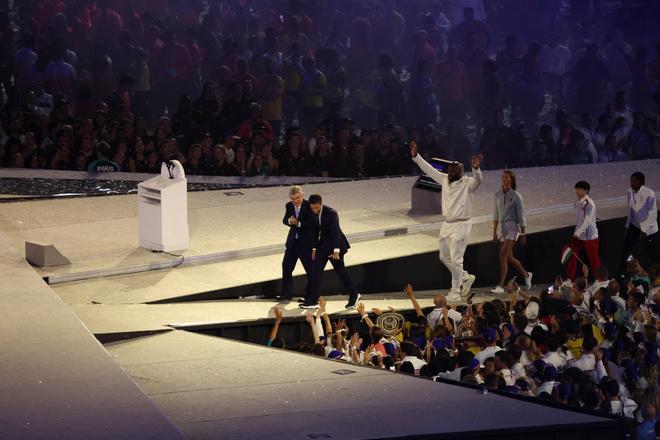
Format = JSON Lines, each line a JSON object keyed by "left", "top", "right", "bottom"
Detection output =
{"left": 319, "top": 298, "right": 333, "bottom": 336}
{"left": 468, "top": 154, "right": 484, "bottom": 193}
{"left": 268, "top": 307, "right": 283, "bottom": 346}
{"left": 358, "top": 302, "right": 375, "bottom": 329}
{"left": 442, "top": 306, "right": 454, "bottom": 334}
{"left": 306, "top": 312, "right": 320, "bottom": 344}
{"left": 404, "top": 283, "right": 424, "bottom": 318}
{"left": 410, "top": 141, "right": 447, "bottom": 185}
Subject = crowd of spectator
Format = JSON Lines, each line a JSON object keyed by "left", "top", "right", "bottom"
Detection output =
{"left": 0, "top": 0, "right": 660, "bottom": 177}
{"left": 270, "top": 257, "right": 659, "bottom": 438}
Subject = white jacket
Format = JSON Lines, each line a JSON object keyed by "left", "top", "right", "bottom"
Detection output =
{"left": 626, "top": 185, "right": 658, "bottom": 235}
{"left": 413, "top": 155, "right": 483, "bottom": 222}
{"left": 574, "top": 195, "right": 599, "bottom": 240}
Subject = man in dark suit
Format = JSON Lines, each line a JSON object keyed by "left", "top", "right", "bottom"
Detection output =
{"left": 300, "top": 194, "right": 361, "bottom": 309}
{"left": 279, "top": 186, "right": 315, "bottom": 301}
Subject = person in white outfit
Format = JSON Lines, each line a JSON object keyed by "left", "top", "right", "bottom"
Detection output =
{"left": 410, "top": 141, "right": 483, "bottom": 301}
{"left": 622, "top": 171, "right": 658, "bottom": 271}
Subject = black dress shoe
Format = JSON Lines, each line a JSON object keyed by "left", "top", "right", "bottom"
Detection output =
{"left": 345, "top": 293, "right": 362, "bottom": 309}
{"left": 299, "top": 302, "right": 319, "bottom": 310}
{"left": 297, "top": 297, "right": 306, "bottom": 303}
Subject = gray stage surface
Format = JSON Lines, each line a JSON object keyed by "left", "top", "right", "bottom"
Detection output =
{"left": 0, "top": 231, "right": 183, "bottom": 439}
{"left": 106, "top": 330, "right": 620, "bottom": 440}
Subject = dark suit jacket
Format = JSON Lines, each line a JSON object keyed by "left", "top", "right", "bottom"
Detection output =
{"left": 283, "top": 199, "right": 315, "bottom": 249}
{"left": 313, "top": 205, "right": 350, "bottom": 254}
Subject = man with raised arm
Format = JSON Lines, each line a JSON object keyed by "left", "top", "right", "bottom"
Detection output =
{"left": 410, "top": 141, "right": 483, "bottom": 302}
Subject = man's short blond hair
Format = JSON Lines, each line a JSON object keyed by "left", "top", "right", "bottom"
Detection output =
{"left": 289, "top": 185, "right": 303, "bottom": 196}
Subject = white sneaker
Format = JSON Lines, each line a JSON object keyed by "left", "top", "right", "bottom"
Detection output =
{"left": 461, "top": 274, "right": 476, "bottom": 296}
{"left": 446, "top": 290, "right": 462, "bottom": 302}
{"left": 524, "top": 272, "right": 533, "bottom": 290}
{"left": 490, "top": 285, "right": 504, "bottom": 294}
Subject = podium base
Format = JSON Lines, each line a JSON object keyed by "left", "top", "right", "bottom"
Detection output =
{"left": 140, "top": 239, "right": 189, "bottom": 253}
{"left": 408, "top": 186, "right": 442, "bottom": 215}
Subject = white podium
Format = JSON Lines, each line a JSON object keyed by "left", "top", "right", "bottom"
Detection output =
{"left": 138, "top": 160, "right": 189, "bottom": 252}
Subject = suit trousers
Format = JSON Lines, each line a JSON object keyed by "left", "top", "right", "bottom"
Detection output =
{"left": 282, "top": 241, "right": 313, "bottom": 298}
{"left": 621, "top": 225, "right": 658, "bottom": 275}
{"left": 305, "top": 251, "right": 357, "bottom": 304}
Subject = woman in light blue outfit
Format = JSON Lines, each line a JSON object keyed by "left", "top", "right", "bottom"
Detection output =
{"left": 491, "top": 170, "right": 532, "bottom": 294}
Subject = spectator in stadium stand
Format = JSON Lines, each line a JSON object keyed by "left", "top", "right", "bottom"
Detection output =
{"left": 0, "top": 0, "right": 658, "bottom": 178}
{"left": 434, "top": 48, "right": 468, "bottom": 126}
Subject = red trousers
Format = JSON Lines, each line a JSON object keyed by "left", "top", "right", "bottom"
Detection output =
{"left": 567, "top": 236, "right": 601, "bottom": 280}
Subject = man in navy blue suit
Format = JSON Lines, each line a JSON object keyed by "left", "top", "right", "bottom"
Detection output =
{"left": 278, "top": 186, "right": 315, "bottom": 301}
{"left": 300, "top": 194, "right": 360, "bottom": 309}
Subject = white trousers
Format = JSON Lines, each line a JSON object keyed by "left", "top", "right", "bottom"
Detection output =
{"left": 438, "top": 220, "right": 471, "bottom": 291}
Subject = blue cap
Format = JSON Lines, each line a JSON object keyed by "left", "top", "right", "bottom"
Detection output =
{"left": 620, "top": 358, "right": 638, "bottom": 381}
{"left": 328, "top": 350, "right": 345, "bottom": 359}
{"left": 414, "top": 336, "right": 427, "bottom": 349}
{"left": 557, "top": 383, "right": 572, "bottom": 400}
{"left": 603, "top": 322, "right": 617, "bottom": 339}
{"left": 533, "top": 359, "right": 547, "bottom": 373}
{"left": 468, "top": 358, "right": 482, "bottom": 369}
{"left": 383, "top": 342, "right": 396, "bottom": 357}
{"left": 600, "top": 300, "right": 617, "bottom": 316}
{"left": 516, "top": 378, "right": 532, "bottom": 391}
{"left": 484, "top": 327, "right": 497, "bottom": 343}
{"left": 432, "top": 338, "right": 446, "bottom": 350}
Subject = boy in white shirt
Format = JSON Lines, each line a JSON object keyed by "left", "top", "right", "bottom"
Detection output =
{"left": 566, "top": 180, "right": 602, "bottom": 280}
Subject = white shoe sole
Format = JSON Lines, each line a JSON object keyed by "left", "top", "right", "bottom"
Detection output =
{"left": 345, "top": 293, "right": 361, "bottom": 309}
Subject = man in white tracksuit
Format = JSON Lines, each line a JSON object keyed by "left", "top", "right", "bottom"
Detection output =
{"left": 410, "top": 141, "right": 483, "bottom": 302}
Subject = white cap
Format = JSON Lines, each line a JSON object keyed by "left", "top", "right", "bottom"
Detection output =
{"left": 525, "top": 302, "right": 539, "bottom": 320}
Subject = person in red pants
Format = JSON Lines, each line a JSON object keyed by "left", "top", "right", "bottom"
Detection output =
{"left": 567, "top": 180, "right": 601, "bottom": 280}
